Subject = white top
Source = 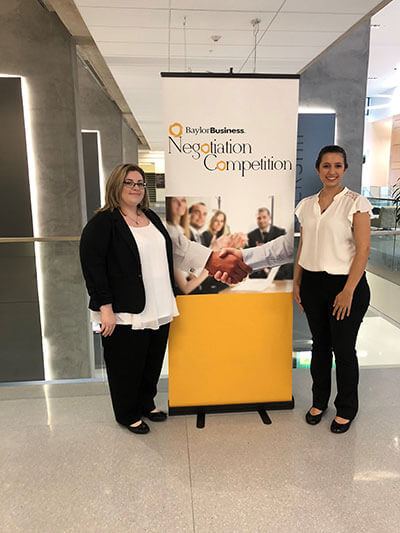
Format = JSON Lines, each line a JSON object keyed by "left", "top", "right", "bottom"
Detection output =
{"left": 91, "top": 222, "right": 178, "bottom": 330}
{"left": 295, "top": 187, "right": 372, "bottom": 275}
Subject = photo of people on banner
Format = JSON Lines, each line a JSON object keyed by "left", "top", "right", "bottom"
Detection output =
{"left": 165, "top": 195, "right": 293, "bottom": 295}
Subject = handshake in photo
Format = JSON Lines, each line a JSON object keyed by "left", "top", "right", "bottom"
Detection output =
{"left": 205, "top": 248, "right": 252, "bottom": 285}
{"left": 204, "top": 234, "right": 294, "bottom": 285}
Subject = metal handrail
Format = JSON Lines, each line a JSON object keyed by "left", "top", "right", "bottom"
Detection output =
{"left": 366, "top": 196, "right": 399, "bottom": 203}
{"left": 371, "top": 229, "right": 400, "bottom": 235}
{"left": 294, "top": 230, "right": 400, "bottom": 238}
{"left": 2, "top": 231, "right": 399, "bottom": 244}
{"left": 0, "top": 237, "right": 80, "bottom": 243}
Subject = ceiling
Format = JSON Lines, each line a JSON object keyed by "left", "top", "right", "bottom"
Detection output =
{"left": 73, "top": 0, "right": 392, "bottom": 150}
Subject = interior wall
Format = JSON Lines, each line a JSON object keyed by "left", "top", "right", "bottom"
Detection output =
{"left": 1, "top": 0, "right": 141, "bottom": 382}
{"left": 1, "top": 0, "right": 85, "bottom": 236}
{"left": 389, "top": 114, "right": 400, "bottom": 187}
{"left": 0, "top": 78, "right": 33, "bottom": 238}
{"left": 82, "top": 131, "right": 101, "bottom": 219}
{"left": 363, "top": 118, "right": 392, "bottom": 188}
{"left": 0, "top": 0, "right": 92, "bottom": 380}
{"left": 122, "top": 119, "right": 139, "bottom": 164}
{"left": 77, "top": 60, "right": 123, "bottom": 196}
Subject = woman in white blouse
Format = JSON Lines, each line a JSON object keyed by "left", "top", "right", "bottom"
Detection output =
{"left": 294, "top": 145, "right": 371, "bottom": 434}
{"left": 80, "top": 164, "right": 179, "bottom": 434}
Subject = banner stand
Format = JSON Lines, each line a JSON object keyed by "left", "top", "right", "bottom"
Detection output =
{"left": 169, "top": 399, "right": 295, "bottom": 429}
{"left": 162, "top": 74, "right": 299, "bottom": 426}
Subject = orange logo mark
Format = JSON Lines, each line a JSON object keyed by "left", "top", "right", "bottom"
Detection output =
{"left": 216, "top": 161, "right": 226, "bottom": 171}
{"left": 201, "top": 144, "right": 210, "bottom": 154}
{"left": 169, "top": 123, "right": 183, "bottom": 137}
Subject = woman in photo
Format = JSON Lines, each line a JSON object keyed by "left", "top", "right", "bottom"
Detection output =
{"left": 165, "top": 196, "right": 209, "bottom": 294}
{"left": 293, "top": 145, "right": 371, "bottom": 434}
{"left": 80, "top": 164, "right": 178, "bottom": 435}
{"left": 201, "top": 209, "right": 227, "bottom": 247}
{"left": 165, "top": 196, "right": 190, "bottom": 239}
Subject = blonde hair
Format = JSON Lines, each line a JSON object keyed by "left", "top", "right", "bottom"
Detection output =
{"left": 97, "top": 164, "right": 150, "bottom": 212}
{"left": 207, "top": 209, "right": 227, "bottom": 237}
{"left": 165, "top": 197, "right": 190, "bottom": 239}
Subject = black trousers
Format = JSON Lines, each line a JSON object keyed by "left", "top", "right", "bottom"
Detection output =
{"left": 101, "top": 323, "right": 170, "bottom": 426}
{"left": 300, "top": 270, "right": 370, "bottom": 420}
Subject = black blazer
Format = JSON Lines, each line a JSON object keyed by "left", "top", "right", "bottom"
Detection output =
{"left": 79, "top": 208, "right": 175, "bottom": 313}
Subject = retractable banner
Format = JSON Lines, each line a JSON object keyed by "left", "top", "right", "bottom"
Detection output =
{"left": 162, "top": 73, "right": 299, "bottom": 415}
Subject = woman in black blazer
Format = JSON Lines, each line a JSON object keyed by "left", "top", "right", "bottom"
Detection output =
{"left": 80, "top": 164, "right": 178, "bottom": 434}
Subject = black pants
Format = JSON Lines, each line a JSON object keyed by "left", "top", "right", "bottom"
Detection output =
{"left": 101, "top": 323, "right": 170, "bottom": 426}
{"left": 300, "top": 270, "right": 370, "bottom": 420}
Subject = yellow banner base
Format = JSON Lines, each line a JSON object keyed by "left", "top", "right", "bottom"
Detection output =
{"left": 168, "top": 285, "right": 294, "bottom": 415}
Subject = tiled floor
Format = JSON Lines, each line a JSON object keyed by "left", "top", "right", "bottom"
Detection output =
{"left": 1, "top": 367, "right": 400, "bottom": 532}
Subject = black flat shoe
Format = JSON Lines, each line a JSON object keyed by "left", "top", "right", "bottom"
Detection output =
{"left": 128, "top": 421, "right": 150, "bottom": 434}
{"left": 305, "top": 408, "right": 326, "bottom": 425}
{"left": 330, "top": 419, "right": 351, "bottom": 434}
{"left": 145, "top": 410, "right": 167, "bottom": 422}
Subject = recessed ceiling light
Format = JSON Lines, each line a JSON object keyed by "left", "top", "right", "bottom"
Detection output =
{"left": 211, "top": 35, "right": 221, "bottom": 42}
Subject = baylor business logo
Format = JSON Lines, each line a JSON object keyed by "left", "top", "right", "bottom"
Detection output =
{"left": 169, "top": 122, "right": 245, "bottom": 137}
{"left": 169, "top": 123, "right": 183, "bottom": 137}
{"left": 167, "top": 122, "right": 293, "bottom": 177}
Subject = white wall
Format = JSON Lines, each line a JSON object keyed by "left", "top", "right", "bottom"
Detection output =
{"left": 363, "top": 118, "right": 392, "bottom": 189}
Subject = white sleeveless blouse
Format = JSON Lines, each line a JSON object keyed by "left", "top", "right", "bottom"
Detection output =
{"left": 295, "top": 187, "right": 372, "bottom": 275}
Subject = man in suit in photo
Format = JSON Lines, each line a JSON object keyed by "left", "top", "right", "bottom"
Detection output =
{"left": 247, "top": 208, "right": 292, "bottom": 280}
{"left": 247, "top": 208, "right": 285, "bottom": 248}
{"left": 189, "top": 202, "right": 207, "bottom": 243}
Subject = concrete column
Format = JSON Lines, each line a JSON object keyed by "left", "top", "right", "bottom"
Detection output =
{"left": 77, "top": 60, "right": 124, "bottom": 189}
{"left": 122, "top": 119, "right": 139, "bottom": 164}
{"left": 1, "top": 0, "right": 91, "bottom": 379}
{"left": 299, "top": 21, "right": 371, "bottom": 192}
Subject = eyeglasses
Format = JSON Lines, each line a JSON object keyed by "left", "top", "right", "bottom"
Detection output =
{"left": 123, "top": 180, "right": 146, "bottom": 189}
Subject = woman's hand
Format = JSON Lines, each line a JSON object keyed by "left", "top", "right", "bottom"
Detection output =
{"left": 229, "top": 232, "right": 248, "bottom": 248}
{"left": 210, "top": 233, "right": 248, "bottom": 251}
{"left": 293, "top": 283, "right": 304, "bottom": 312}
{"left": 210, "top": 234, "right": 232, "bottom": 250}
{"left": 100, "top": 304, "right": 116, "bottom": 336}
{"left": 332, "top": 289, "right": 353, "bottom": 320}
